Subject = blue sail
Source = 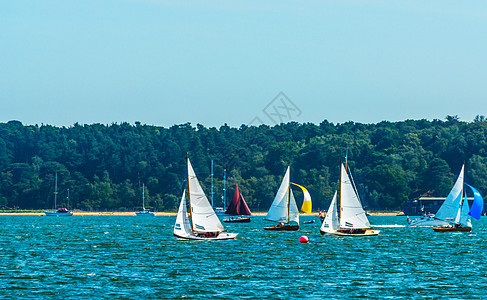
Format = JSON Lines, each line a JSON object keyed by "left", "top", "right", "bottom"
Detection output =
{"left": 466, "top": 183, "right": 483, "bottom": 220}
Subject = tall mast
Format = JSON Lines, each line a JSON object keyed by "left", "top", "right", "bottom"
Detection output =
{"left": 287, "top": 166, "right": 291, "bottom": 224}
{"left": 67, "top": 188, "right": 70, "bottom": 210}
{"left": 186, "top": 154, "right": 194, "bottom": 234}
{"left": 211, "top": 160, "right": 214, "bottom": 207}
{"left": 54, "top": 173, "right": 58, "bottom": 209}
{"left": 338, "top": 163, "right": 342, "bottom": 220}
{"left": 223, "top": 169, "right": 227, "bottom": 210}
{"left": 142, "top": 183, "right": 145, "bottom": 210}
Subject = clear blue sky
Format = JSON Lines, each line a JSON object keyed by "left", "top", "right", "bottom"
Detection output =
{"left": 1, "top": 1, "right": 486, "bottom": 128}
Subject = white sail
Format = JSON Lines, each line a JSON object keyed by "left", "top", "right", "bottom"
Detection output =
{"left": 459, "top": 192, "right": 472, "bottom": 227}
{"left": 174, "top": 190, "right": 192, "bottom": 237}
{"left": 187, "top": 158, "right": 225, "bottom": 233}
{"left": 340, "top": 163, "right": 371, "bottom": 229}
{"left": 265, "top": 166, "right": 291, "bottom": 223}
{"left": 435, "top": 164, "right": 464, "bottom": 222}
{"left": 321, "top": 191, "right": 340, "bottom": 232}
{"left": 289, "top": 189, "right": 300, "bottom": 224}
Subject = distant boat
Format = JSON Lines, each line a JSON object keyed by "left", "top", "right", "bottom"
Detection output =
{"left": 320, "top": 162, "right": 379, "bottom": 236}
{"left": 430, "top": 164, "right": 483, "bottom": 232}
{"left": 44, "top": 173, "right": 73, "bottom": 217}
{"left": 173, "top": 155, "right": 238, "bottom": 240}
{"left": 136, "top": 183, "right": 155, "bottom": 216}
{"left": 223, "top": 183, "right": 252, "bottom": 223}
{"left": 264, "top": 166, "right": 299, "bottom": 231}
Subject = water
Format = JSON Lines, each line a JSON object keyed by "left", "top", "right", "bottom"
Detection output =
{"left": 1, "top": 215, "right": 486, "bottom": 299}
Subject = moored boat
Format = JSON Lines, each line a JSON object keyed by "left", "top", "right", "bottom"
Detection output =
{"left": 44, "top": 173, "right": 73, "bottom": 217}
{"left": 136, "top": 183, "right": 155, "bottom": 216}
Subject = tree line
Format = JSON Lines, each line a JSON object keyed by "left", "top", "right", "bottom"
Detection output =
{"left": 1, "top": 116, "right": 487, "bottom": 212}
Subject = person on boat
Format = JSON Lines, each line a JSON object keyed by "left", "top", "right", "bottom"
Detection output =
{"left": 278, "top": 222, "right": 284, "bottom": 227}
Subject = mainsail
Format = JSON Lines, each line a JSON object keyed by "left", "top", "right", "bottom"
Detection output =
{"left": 435, "top": 165, "right": 464, "bottom": 222}
{"left": 340, "top": 163, "right": 371, "bottom": 229}
{"left": 187, "top": 158, "right": 225, "bottom": 233}
{"left": 225, "top": 183, "right": 252, "bottom": 216}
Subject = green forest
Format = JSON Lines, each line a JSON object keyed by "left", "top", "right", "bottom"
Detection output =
{"left": 1, "top": 116, "right": 487, "bottom": 212}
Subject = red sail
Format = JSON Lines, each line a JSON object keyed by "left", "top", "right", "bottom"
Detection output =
{"left": 225, "top": 183, "right": 252, "bottom": 216}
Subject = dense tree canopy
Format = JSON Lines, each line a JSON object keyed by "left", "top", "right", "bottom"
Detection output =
{"left": 1, "top": 116, "right": 486, "bottom": 211}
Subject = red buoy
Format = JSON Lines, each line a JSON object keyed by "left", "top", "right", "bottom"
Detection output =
{"left": 299, "top": 235, "right": 309, "bottom": 243}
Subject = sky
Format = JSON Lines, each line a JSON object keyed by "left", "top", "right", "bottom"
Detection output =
{"left": 1, "top": 1, "right": 486, "bottom": 128}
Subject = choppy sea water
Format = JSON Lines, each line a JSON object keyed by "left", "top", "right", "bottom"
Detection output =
{"left": 1, "top": 215, "right": 487, "bottom": 299}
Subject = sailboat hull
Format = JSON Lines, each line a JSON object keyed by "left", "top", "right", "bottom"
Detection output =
{"left": 173, "top": 232, "right": 238, "bottom": 240}
{"left": 320, "top": 229, "right": 380, "bottom": 236}
{"left": 223, "top": 217, "right": 251, "bottom": 223}
{"left": 136, "top": 211, "right": 155, "bottom": 216}
{"left": 408, "top": 216, "right": 447, "bottom": 227}
{"left": 44, "top": 211, "right": 73, "bottom": 216}
{"left": 264, "top": 225, "right": 299, "bottom": 231}
{"left": 432, "top": 226, "right": 471, "bottom": 232}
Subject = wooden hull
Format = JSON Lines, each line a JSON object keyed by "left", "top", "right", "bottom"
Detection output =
{"left": 433, "top": 226, "right": 471, "bottom": 232}
{"left": 264, "top": 225, "right": 299, "bottom": 231}
{"left": 173, "top": 232, "right": 238, "bottom": 240}
{"left": 320, "top": 229, "right": 380, "bottom": 236}
{"left": 223, "top": 217, "right": 251, "bottom": 223}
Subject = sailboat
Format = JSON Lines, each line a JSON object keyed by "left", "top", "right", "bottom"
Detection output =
{"left": 264, "top": 166, "right": 299, "bottom": 231}
{"left": 223, "top": 183, "right": 252, "bottom": 223}
{"left": 320, "top": 162, "right": 379, "bottom": 236}
{"left": 173, "top": 155, "right": 238, "bottom": 240}
{"left": 431, "top": 164, "right": 483, "bottom": 232}
{"left": 136, "top": 183, "right": 155, "bottom": 216}
{"left": 44, "top": 173, "right": 73, "bottom": 216}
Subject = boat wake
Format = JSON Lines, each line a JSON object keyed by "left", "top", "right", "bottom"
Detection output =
{"left": 373, "top": 224, "right": 406, "bottom": 228}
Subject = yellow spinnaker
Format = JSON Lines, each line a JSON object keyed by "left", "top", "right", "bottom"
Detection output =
{"left": 291, "top": 183, "right": 312, "bottom": 214}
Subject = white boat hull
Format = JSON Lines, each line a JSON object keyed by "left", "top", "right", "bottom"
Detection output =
{"left": 44, "top": 211, "right": 73, "bottom": 216}
{"left": 408, "top": 216, "right": 448, "bottom": 227}
{"left": 136, "top": 211, "right": 155, "bottom": 216}
{"left": 320, "top": 229, "right": 380, "bottom": 236}
{"left": 173, "top": 232, "right": 238, "bottom": 241}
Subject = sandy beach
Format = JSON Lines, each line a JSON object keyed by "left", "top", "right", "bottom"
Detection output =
{"left": 0, "top": 211, "right": 402, "bottom": 216}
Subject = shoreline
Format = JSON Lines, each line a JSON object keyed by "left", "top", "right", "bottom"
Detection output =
{"left": 0, "top": 211, "right": 403, "bottom": 216}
